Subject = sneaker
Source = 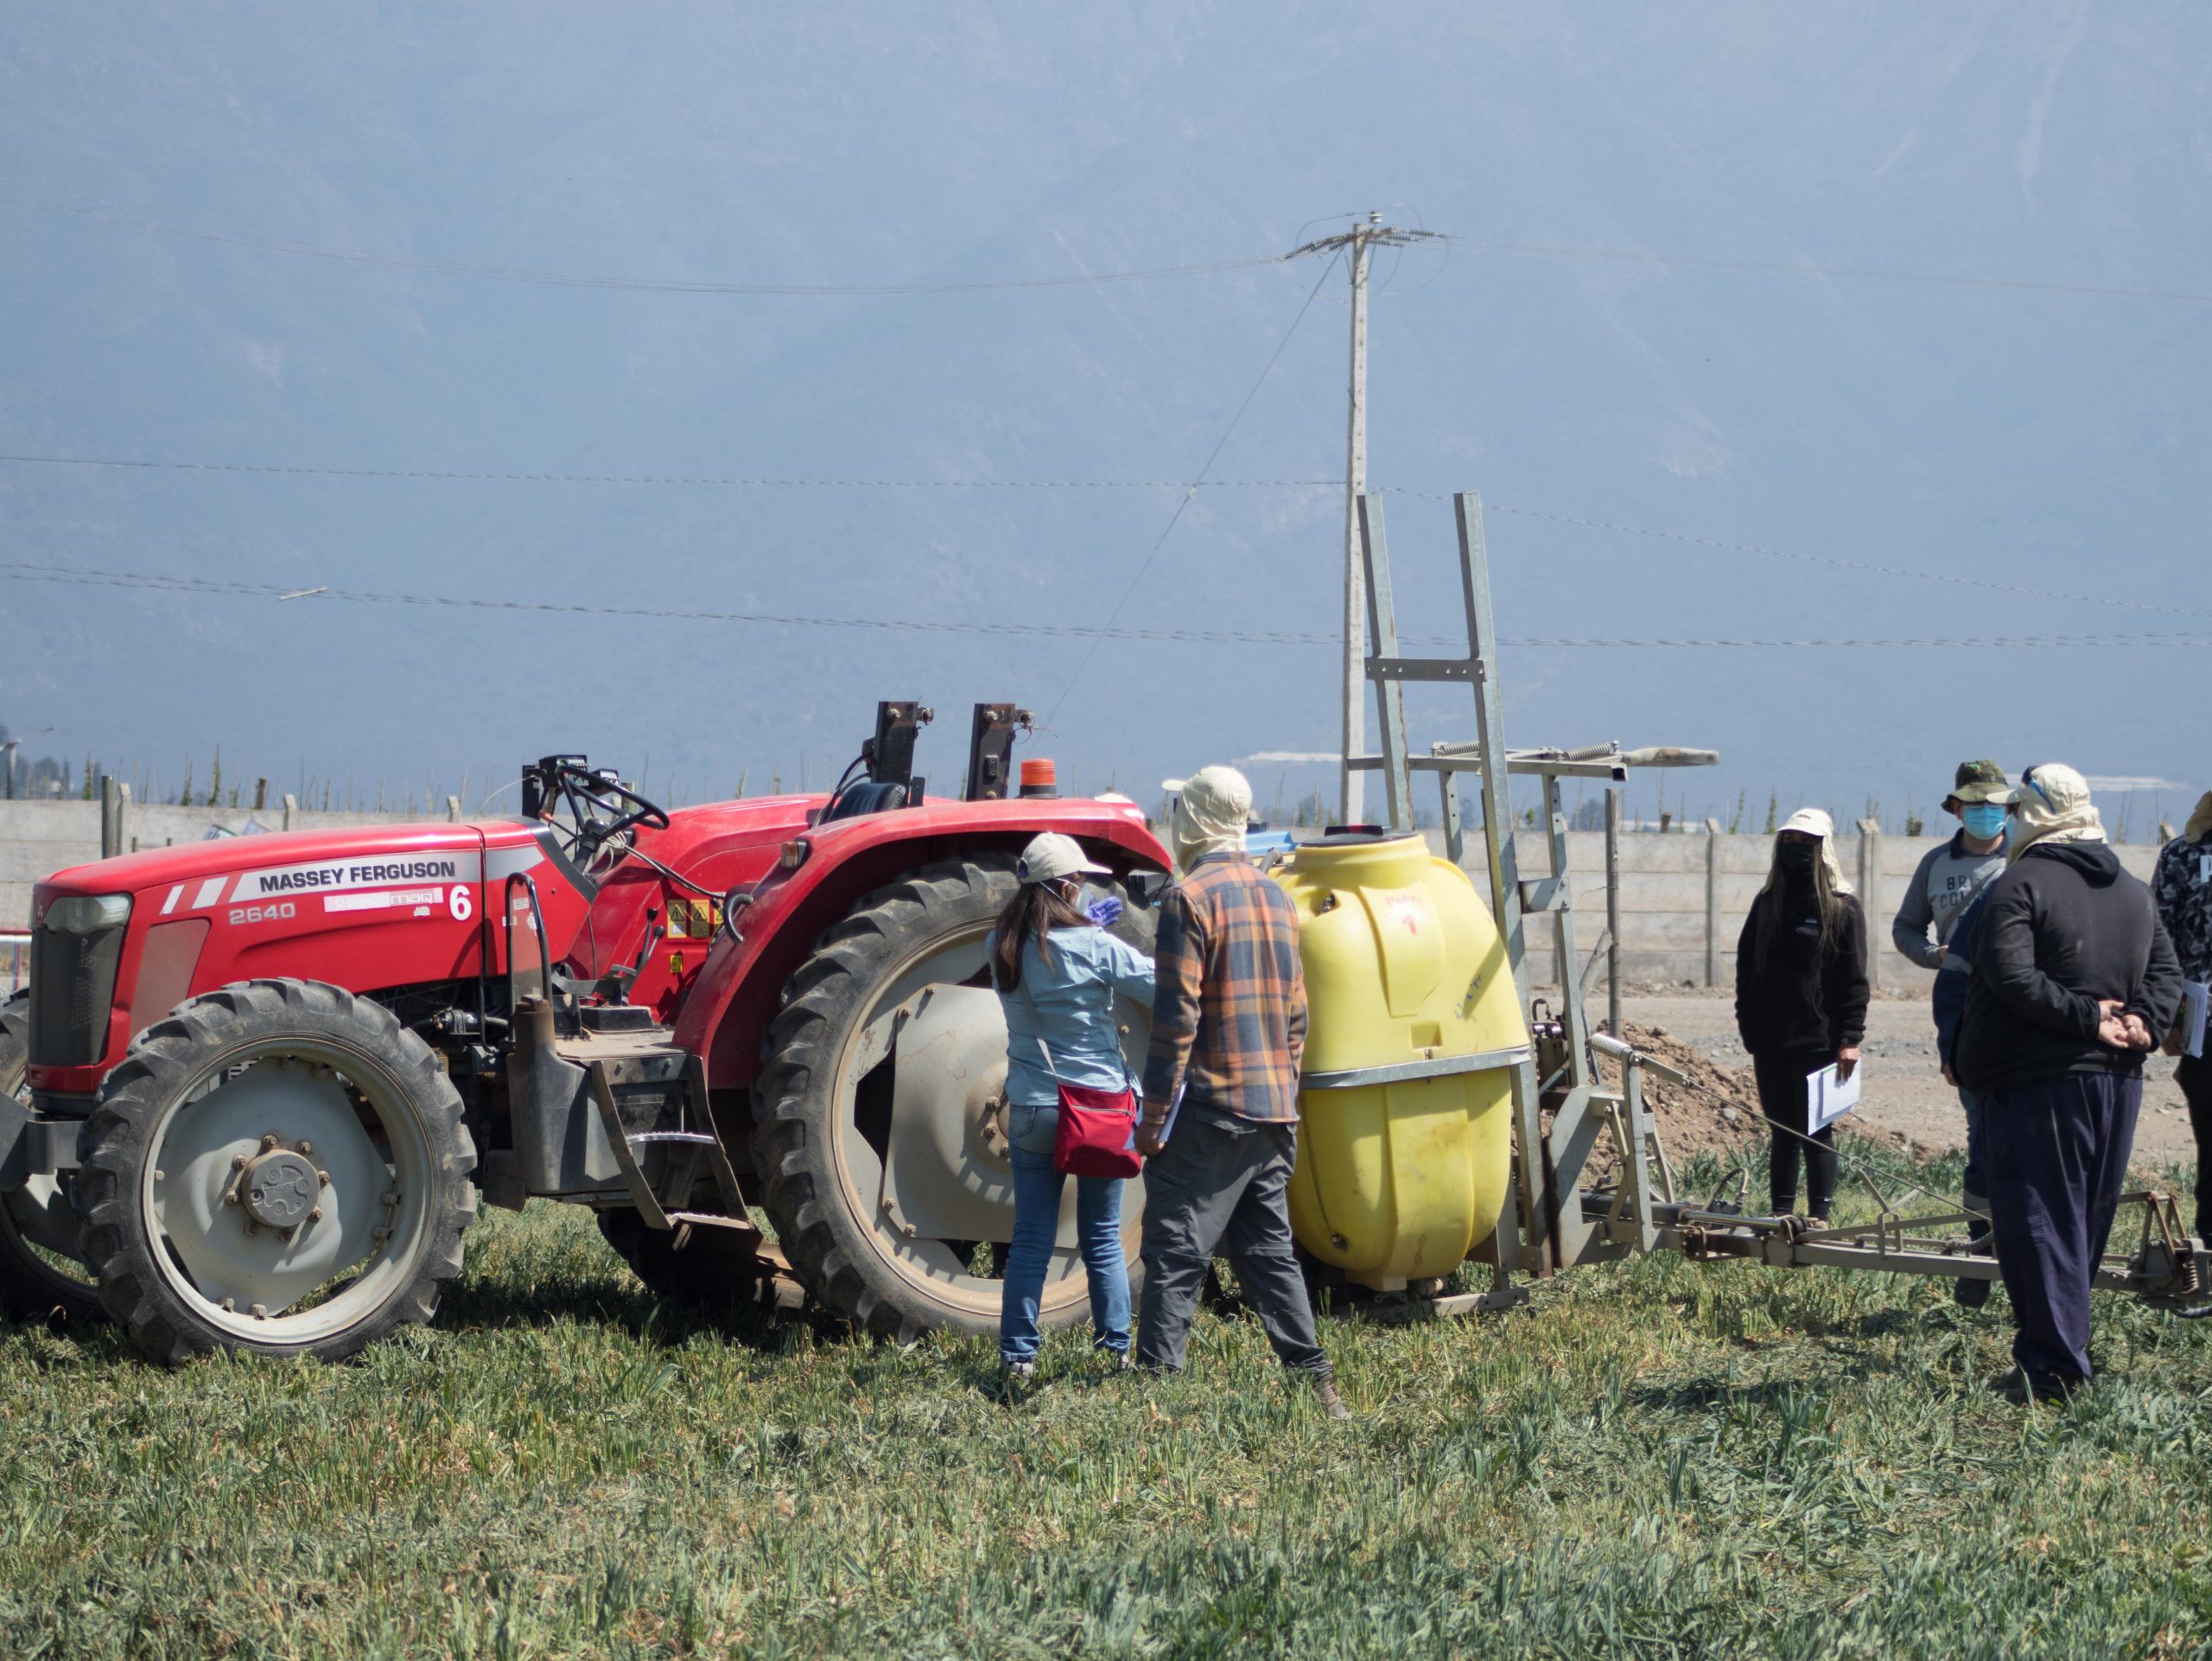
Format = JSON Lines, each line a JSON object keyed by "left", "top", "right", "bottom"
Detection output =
{"left": 1001, "top": 1359, "right": 1036, "bottom": 1383}
{"left": 1310, "top": 1378, "right": 1351, "bottom": 1421}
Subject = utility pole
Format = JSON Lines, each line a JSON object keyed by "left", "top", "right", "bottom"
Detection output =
{"left": 1285, "top": 213, "right": 1440, "bottom": 824}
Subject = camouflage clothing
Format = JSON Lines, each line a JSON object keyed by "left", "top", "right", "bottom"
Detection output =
{"left": 2152, "top": 835, "right": 2212, "bottom": 985}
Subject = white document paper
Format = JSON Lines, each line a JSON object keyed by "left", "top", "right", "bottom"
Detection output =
{"left": 1808, "top": 1061, "right": 1861, "bottom": 1132}
{"left": 1154, "top": 1082, "right": 1187, "bottom": 1148}
{"left": 2183, "top": 981, "right": 2209, "bottom": 1061}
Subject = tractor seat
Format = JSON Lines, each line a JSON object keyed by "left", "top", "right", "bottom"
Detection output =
{"left": 821, "top": 780, "right": 907, "bottom": 822}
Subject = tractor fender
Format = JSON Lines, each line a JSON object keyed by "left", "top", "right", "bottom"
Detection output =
{"left": 672, "top": 799, "right": 1167, "bottom": 1095}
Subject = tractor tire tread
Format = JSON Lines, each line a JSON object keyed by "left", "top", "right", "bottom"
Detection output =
{"left": 74, "top": 977, "right": 477, "bottom": 1365}
{"left": 751, "top": 855, "right": 1022, "bottom": 1344}
{"left": 0, "top": 991, "right": 105, "bottom": 1327}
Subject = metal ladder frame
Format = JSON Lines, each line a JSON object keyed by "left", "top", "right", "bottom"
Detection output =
{"left": 1348, "top": 491, "right": 1709, "bottom": 1276}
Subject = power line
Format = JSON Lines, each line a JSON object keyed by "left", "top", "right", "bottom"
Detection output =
{"left": 0, "top": 452, "right": 1334, "bottom": 491}
{"left": 1043, "top": 253, "right": 1342, "bottom": 722}
{"left": 1440, "top": 233, "right": 2212, "bottom": 312}
{"left": 18, "top": 178, "right": 2208, "bottom": 311}
{"left": 10, "top": 450, "right": 2200, "bottom": 627}
{"left": 0, "top": 183, "right": 1286, "bottom": 296}
{"left": 3, "top": 558, "right": 2208, "bottom": 652}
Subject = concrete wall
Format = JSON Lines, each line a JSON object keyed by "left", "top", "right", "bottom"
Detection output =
{"left": 1420, "top": 826, "right": 2159, "bottom": 990}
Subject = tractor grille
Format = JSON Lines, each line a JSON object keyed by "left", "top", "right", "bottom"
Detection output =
{"left": 29, "top": 923, "right": 124, "bottom": 1067}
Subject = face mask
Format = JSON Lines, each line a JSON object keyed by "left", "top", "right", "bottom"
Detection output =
{"left": 1961, "top": 803, "right": 2007, "bottom": 840}
{"left": 1777, "top": 842, "right": 1818, "bottom": 876}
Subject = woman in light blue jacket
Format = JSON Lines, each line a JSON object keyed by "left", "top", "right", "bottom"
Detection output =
{"left": 989, "top": 832, "right": 1155, "bottom": 1378}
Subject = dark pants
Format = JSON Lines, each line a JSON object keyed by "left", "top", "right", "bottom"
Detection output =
{"left": 1954, "top": 1086, "right": 1995, "bottom": 1306}
{"left": 1984, "top": 1071, "right": 2140, "bottom": 1389}
{"left": 2179, "top": 1052, "right": 2212, "bottom": 1242}
{"left": 1753, "top": 1050, "right": 1837, "bottom": 1218}
{"left": 1135, "top": 1104, "right": 1331, "bottom": 1378}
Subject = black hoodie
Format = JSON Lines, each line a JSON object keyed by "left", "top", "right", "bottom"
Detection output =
{"left": 1955, "top": 841, "right": 2185, "bottom": 1096}
{"left": 1734, "top": 880, "right": 1870, "bottom": 1059}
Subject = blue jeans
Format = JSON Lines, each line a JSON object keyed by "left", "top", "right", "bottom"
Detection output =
{"left": 1001, "top": 1104, "right": 1130, "bottom": 1364}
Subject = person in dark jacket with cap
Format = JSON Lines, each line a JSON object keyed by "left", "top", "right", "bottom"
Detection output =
{"left": 1734, "top": 808, "right": 1871, "bottom": 1225}
{"left": 1897, "top": 760, "right": 2013, "bottom": 1308}
{"left": 1955, "top": 763, "right": 2183, "bottom": 1402}
{"left": 1931, "top": 883, "right": 2001, "bottom": 1307}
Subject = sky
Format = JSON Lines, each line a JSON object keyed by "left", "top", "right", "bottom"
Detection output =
{"left": 2, "top": 2, "right": 2207, "bottom": 834}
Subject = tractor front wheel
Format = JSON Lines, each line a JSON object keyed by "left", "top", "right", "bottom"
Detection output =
{"left": 0, "top": 990, "right": 104, "bottom": 1327}
{"left": 75, "top": 978, "right": 478, "bottom": 1365}
{"left": 753, "top": 857, "right": 1153, "bottom": 1344}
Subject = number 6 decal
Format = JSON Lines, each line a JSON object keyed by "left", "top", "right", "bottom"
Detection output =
{"left": 449, "top": 884, "right": 474, "bottom": 921}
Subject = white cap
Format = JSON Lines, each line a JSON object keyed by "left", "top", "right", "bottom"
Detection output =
{"left": 1014, "top": 831, "right": 1111, "bottom": 885}
{"left": 1777, "top": 807, "right": 1834, "bottom": 839}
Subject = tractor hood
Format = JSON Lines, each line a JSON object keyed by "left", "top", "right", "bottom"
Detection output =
{"left": 26, "top": 819, "right": 570, "bottom": 1096}
{"left": 35, "top": 820, "right": 544, "bottom": 913}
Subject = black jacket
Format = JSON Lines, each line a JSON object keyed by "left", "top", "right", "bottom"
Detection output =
{"left": 1955, "top": 841, "right": 2185, "bottom": 1096}
{"left": 1734, "top": 882, "right": 1871, "bottom": 1058}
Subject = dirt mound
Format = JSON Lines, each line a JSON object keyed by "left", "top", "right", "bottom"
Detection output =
{"left": 1592, "top": 1022, "right": 1916, "bottom": 1169}
{"left": 1599, "top": 1023, "right": 1764, "bottom": 1162}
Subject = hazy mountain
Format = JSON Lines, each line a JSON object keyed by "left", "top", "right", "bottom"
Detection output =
{"left": 3, "top": 2, "right": 2206, "bottom": 831}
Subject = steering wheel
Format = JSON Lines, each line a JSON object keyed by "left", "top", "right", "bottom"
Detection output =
{"left": 543, "top": 761, "right": 670, "bottom": 866}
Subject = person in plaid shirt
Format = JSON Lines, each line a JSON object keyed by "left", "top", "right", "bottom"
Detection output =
{"left": 1133, "top": 766, "right": 1344, "bottom": 1416}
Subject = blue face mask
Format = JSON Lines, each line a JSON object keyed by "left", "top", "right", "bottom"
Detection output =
{"left": 1961, "top": 803, "right": 2007, "bottom": 840}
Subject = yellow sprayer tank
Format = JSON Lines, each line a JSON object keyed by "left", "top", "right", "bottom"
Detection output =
{"left": 1273, "top": 831, "right": 1529, "bottom": 1289}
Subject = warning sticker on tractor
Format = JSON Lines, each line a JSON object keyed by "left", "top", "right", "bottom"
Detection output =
{"left": 665, "top": 898, "right": 723, "bottom": 938}
{"left": 228, "top": 855, "right": 467, "bottom": 904}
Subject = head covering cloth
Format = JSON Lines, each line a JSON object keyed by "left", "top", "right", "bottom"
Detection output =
{"left": 2184, "top": 790, "right": 2212, "bottom": 846}
{"left": 1168, "top": 765, "right": 1253, "bottom": 872}
{"left": 2006, "top": 762, "right": 2106, "bottom": 865}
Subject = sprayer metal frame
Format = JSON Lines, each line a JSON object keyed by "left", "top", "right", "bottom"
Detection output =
{"left": 1348, "top": 490, "right": 2208, "bottom": 1317}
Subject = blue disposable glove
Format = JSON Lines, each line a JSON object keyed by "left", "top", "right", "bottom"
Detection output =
{"left": 1085, "top": 895, "right": 1125, "bottom": 929}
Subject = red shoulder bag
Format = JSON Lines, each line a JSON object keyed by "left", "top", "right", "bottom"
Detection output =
{"left": 1014, "top": 969, "right": 1143, "bottom": 1179}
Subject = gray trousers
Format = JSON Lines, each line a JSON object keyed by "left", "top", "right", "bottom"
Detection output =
{"left": 1135, "top": 1104, "right": 1332, "bottom": 1378}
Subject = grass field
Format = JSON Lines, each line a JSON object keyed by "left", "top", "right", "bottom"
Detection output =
{"left": 1, "top": 1140, "right": 2207, "bottom": 1659}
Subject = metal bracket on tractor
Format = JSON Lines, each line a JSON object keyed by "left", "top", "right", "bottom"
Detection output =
{"left": 1342, "top": 490, "right": 2212, "bottom": 1321}
{"left": 963, "top": 703, "right": 1032, "bottom": 802}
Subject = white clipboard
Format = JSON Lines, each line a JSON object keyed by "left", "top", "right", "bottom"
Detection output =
{"left": 2183, "top": 981, "right": 2209, "bottom": 1060}
{"left": 1808, "top": 1061, "right": 1860, "bottom": 1132}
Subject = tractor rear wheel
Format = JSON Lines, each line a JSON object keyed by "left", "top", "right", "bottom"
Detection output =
{"left": 753, "top": 857, "right": 1154, "bottom": 1343}
{"left": 0, "top": 990, "right": 104, "bottom": 1327}
{"left": 75, "top": 978, "right": 478, "bottom": 1364}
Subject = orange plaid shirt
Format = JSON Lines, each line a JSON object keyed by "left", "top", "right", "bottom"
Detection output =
{"left": 1141, "top": 852, "right": 1307, "bottom": 1121}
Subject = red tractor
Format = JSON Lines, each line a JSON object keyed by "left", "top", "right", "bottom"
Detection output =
{"left": 0, "top": 702, "right": 1169, "bottom": 1363}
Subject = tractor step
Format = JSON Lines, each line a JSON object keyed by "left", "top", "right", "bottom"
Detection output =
{"left": 574, "top": 1039, "right": 747, "bottom": 1235}
{"left": 665, "top": 1210, "right": 761, "bottom": 1231}
{"left": 508, "top": 998, "right": 753, "bottom": 1233}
